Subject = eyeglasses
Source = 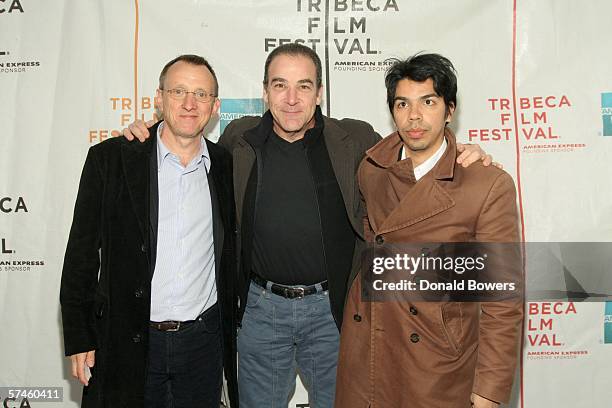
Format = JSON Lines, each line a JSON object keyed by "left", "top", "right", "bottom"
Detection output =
{"left": 161, "top": 88, "right": 217, "bottom": 103}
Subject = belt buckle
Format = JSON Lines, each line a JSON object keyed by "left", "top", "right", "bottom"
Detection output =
{"left": 293, "top": 287, "right": 305, "bottom": 299}
{"left": 167, "top": 321, "right": 181, "bottom": 332}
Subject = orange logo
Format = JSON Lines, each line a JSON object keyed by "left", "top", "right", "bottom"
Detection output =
{"left": 88, "top": 96, "right": 159, "bottom": 144}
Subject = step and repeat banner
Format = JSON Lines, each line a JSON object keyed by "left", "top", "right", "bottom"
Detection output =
{"left": 1, "top": 1, "right": 611, "bottom": 407}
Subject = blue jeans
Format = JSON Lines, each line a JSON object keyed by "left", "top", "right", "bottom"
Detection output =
{"left": 238, "top": 281, "right": 340, "bottom": 408}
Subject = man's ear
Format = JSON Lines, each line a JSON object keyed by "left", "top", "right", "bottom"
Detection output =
{"left": 212, "top": 97, "right": 221, "bottom": 115}
{"left": 445, "top": 102, "right": 455, "bottom": 124}
{"left": 155, "top": 89, "right": 164, "bottom": 116}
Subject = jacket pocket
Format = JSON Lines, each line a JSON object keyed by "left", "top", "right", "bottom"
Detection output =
{"left": 93, "top": 291, "right": 109, "bottom": 350}
{"left": 94, "top": 292, "right": 107, "bottom": 319}
{"left": 440, "top": 303, "right": 463, "bottom": 355}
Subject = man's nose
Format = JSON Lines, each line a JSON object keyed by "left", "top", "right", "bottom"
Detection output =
{"left": 409, "top": 104, "right": 422, "bottom": 120}
{"left": 182, "top": 92, "right": 198, "bottom": 110}
{"left": 286, "top": 87, "right": 298, "bottom": 105}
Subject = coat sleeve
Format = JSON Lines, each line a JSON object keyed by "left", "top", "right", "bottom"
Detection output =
{"left": 60, "top": 147, "right": 104, "bottom": 356}
{"left": 218, "top": 116, "right": 257, "bottom": 153}
{"left": 472, "top": 172, "right": 524, "bottom": 404}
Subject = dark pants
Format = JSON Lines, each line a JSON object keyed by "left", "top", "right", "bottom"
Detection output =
{"left": 145, "top": 304, "right": 223, "bottom": 408}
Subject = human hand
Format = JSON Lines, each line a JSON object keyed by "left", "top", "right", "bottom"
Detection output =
{"left": 70, "top": 350, "right": 95, "bottom": 386}
{"left": 456, "top": 143, "right": 503, "bottom": 169}
{"left": 122, "top": 119, "right": 154, "bottom": 142}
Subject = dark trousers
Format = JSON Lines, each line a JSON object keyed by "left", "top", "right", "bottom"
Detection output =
{"left": 145, "top": 303, "right": 223, "bottom": 408}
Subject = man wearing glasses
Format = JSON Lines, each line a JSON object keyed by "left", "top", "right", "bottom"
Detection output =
{"left": 60, "top": 55, "right": 238, "bottom": 407}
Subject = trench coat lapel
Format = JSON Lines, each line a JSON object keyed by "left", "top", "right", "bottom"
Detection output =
{"left": 363, "top": 129, "right": 457, "bottom": 235}
{"left": 378, "top": 178, "right": 455, "bottom": 234}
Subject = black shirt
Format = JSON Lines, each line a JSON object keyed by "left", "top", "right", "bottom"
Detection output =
{"left": 252, "top": 130, "right": 326, "bottom": 285}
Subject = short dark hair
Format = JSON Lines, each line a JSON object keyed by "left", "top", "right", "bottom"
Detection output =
{"left": 158, "top": 54, "right": 218, "bottom": 95}
{"left": 385, "top": 53, "right": 457, "bottom": 114}
{"left": 263, "top": 43, "right": 322, "bottom": 88}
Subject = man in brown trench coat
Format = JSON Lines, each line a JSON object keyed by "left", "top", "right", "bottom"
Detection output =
{"left": 334, "top": 54, "right": 523, "bottom": 408}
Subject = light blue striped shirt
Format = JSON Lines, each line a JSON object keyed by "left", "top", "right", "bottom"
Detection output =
{"left": 150, "top": 122, "right": 217, "bottom": 321}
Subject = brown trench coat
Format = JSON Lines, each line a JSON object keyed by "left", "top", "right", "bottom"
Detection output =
{"left": 334, "top": 130, "right": 523, "bottom": 408}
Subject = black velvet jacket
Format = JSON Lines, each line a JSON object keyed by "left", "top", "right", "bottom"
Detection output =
{"left": 60, "top": 122, "right": 238, "bottom": 407}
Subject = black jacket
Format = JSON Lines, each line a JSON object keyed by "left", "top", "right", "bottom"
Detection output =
{"left": 218, "top": 109, "right": 381, "bottom": 328}
{"left": 60, "top": 122, "right": 238, "bottom": 407}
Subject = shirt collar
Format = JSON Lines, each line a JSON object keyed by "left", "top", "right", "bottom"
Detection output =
{"left": 156, "top": 121, "right": 211, "bottom": 172}
{"left": 401, "top": 137, "right": 448, "bottom": 181}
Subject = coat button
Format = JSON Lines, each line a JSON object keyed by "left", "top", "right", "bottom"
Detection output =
{"left": 375, "top": 235, "right": 384, "bottom": 245}
{"left": 409, "top": 306, "right": 418, "bottom": 315}
{"left": 140, "top": 243, "right": 147, "bottom": 253}
{"left": 134, "top": 289, "right": 143, "bottom": 298}
{"left": 132, "top": 334, "right": 141, "bottom": 343}
{"left": 353, "top": 314, "right": 362, "bottom": 322}
{"left": 410, "top": 333, "right": 420, "bottom": 343}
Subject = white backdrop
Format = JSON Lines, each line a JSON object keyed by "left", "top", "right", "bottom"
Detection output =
{"left": 1, "top": 0, "right": 611, "bottom": 407}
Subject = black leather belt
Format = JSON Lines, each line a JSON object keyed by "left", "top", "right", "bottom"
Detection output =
{"left": 149, "top": 320, "right": 194, "bottom": 332}
{"left": 251, "top": 273, "right": 328, "bottom": 299}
